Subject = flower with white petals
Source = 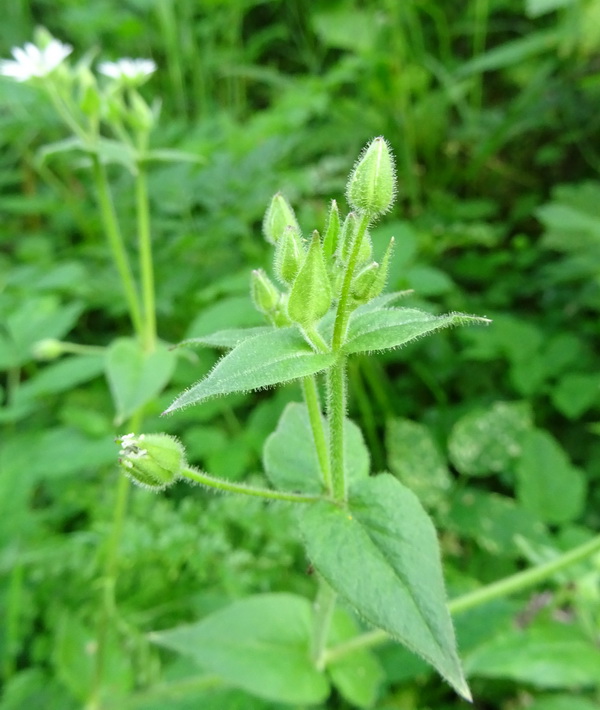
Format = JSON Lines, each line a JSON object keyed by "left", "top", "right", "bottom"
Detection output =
{"left": 98, "top": 58, "right": 156, "bottom": 83}
{"left": 0, "top": 39, "right": 72, "bottom": 82}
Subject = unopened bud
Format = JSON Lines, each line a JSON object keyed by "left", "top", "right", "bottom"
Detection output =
{"left": 117, "top": 432, "right": 185, "bottom": 490}
{"left": 262, "top": 193, "right": 301, "bottom": 245}
{"left": 352, "top": 237, "right": 394, "bottom": 302}
{"left": 251, "top": 269, "right": 280, "bottom": 315}
{"left": 287, "top": 231, "right": 332, "bottom": 327}
{"left": 346, "top": 137, "right": 396, "bottom": 218}
{"left": 32, "top": 338, "right": 64, "bottom": 361}
{"left": 338, "top": 212, "right": 358, "bottom": 262}
{"left": 274, "top": 225, "right": 305, "bottom": 285}
{"left": 323, "top": 200, "right": 340, "bottom": 260}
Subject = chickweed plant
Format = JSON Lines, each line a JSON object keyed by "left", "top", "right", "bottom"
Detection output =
{"left": 5, "top": 30, "right": 600, "bottom": 709}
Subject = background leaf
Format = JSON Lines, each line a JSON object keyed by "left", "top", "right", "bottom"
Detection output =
{"left": 150, "top": 594, "right": 329, "bottom": 705}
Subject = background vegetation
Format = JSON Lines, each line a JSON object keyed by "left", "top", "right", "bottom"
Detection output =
{"left": 1, "top": 1, "right": 600, "bottom": 708}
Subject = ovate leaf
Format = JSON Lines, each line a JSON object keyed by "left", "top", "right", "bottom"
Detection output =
{"left": 298, "top": 474, "right": 470, "bottom": 700}
{"left": 516, "top": 429, "right": 586, "bottom": 524}
{"left": 263, "top": 402, "right": 369, "bottom": 493}
{"left": 343, "top": 307, "right": 489, "bottom": 355}
{"left": 150, "top": 594, "right": 329, "bottom": 705}
{"left": 465, "top": 620, "right": 600, "bottom": 688}
{"left": 164, "top": 328, "right": 335, "bottom": 413}
{"left": 105, "top": 338, "right": 176, "bottom": 425}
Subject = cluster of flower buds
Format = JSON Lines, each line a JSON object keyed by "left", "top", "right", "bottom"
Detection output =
{"left": 117, "top": 432, "right": 187, "bottom": 490}
{"left": 250, "top": 137, "right": 397, "bottom": 345}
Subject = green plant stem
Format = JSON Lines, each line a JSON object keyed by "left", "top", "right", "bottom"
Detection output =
{"left": 135, "top": 157, "right": 157, "bottom": 351}
{"left": 311, "top": 580, "right": 337, "bottom": 670}
{"left": 302, "top": 325, "right": 330, "bottom": 353}
{"left": 181, "top": 467, "right": 322, "bottom": 503}
{"left": 332, "top": 212, "right": 370, "bottom": 350}
{"left": 327, "top": 358, "right": 347, "bottom": 501}
{"left": 323, "top": 533, "right": 600, "bottom": 665}
{"left": 91, "top": 155, "right": 143, "bottom": 337}
{"left": 472, "top": 0, "right": 490, "bottom": 114}
{"left": 302, "top": 376, "right": 332, "bottom": 492}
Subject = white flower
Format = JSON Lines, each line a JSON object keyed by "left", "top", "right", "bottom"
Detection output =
{"left": 0, "top": 39, "right": 72, "bottom": 82}
{"left": 98, "top": 58, "right": 156, "bottom": 82}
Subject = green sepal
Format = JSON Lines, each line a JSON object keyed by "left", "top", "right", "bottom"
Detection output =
{"left": 338, "top": 212, "right": 358, "bottom": 263}
{"left": 117, "top": 432, "right": 186, "bottom": 490}
{"left": 323, "top": 199, "right": 341, "bottom": 260}
{"left": 250, "top": 268, "right": 280, "bottom": 315}
{"left": 263, "top": 192, "right": 301, "bottom": 245}
{"left": 287, "top": 231, "right": 332, "bottom": 328}
{"left": 274, "top": 225, "right": 305, "bottom": 285}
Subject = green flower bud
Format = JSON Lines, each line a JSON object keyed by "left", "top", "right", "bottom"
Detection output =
{"left": 262, "top": 192, "right": 301, "bottom": 245}
{"left": 32, "top": 338, "right": 64, "bottom": 361}
{"left": 127, "top": 90, "right": 155, "bottom": 131}
{"left": 323, "top": 199, "right": 340, "bottom": 260}
{"left": 338, "top": 211, "right": 358, "bottom": 262}
{"left": 250, "top": 268, "right": 280, "bottom": 315}
{"left": 346, "top": 136, "right": 396, "bottom": 218}
{"left": 117, "top": 432, "right": 186, "bottom": 490}
{"left": 274, "top": 225, "right": 305, "bottom": 285}
{"left": 77, "top": 66, "right": 101, "bottom": 117}
{"left": 352, "top": 237, "right": 395, "bottom": 302}
{"left": 287, "top": 231, "right": 332, "bottom": 328}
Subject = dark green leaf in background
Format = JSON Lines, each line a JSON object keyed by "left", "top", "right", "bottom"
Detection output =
{"left": 150, "top": 594, "right": 329, "bottom": 705}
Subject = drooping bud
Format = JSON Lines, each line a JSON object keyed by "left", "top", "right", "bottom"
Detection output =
{"left": 323, "top": 199, "right": 341, "bottom": 260}
{"left": 287, "top": 231, "right": 332, "bottom": 328}
{"left": 117, "top": 432, "right": 186, "bottom": 490}
{"left": 346, "top": 136, "right": 396, "bottom": 218}
{"left": 262, "top": 192, "right": 301, "bottom": 245}
{"left": 250, "top": 269, "right": 280, "bottom": 315}
{"left": 274, "top": 225, "right": 305, "bottom": 285}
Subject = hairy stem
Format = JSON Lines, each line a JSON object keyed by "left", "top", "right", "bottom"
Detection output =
{"left": 302, "top": 376, "right": 332, "bottom": 492}
{"left": 181, "top": 467, "right": 323, "bottom": 503}
{"left": 327, "top": 358, "right": 347, "bottom": 501}
{"left": 135, "top": 157, "right": 157, "bottom": 351}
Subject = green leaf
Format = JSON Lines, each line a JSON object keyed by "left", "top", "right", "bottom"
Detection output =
{"left": 178, "top": 326, "right": 272, "bottom": 350}
{"left": 551, "top": 372, "right": 600, "bottom": 419}
{"left": 298, "top": 474, "right": 470, "bottom": 700}
{"left": 464, "top": 620, "right": 600, "bottom": 688}
{"left": 263, "top": 402, "right": 369, "bottom": 493}
{"left": 35, "top": 136, "right": 87, "bottom": 166}
{"left": 342, "top": 307, "right": 489, "bottom": 355}
{"left": 440, "top": 487, "right": 549, "bottom": 557}
{"left": 327, "top": 609, "right": 384, "bottom": 708}
{"left": 448, "top": 401, "right": 533, "bottom": 477}
{"left": 150, "top": 594, "right": 329, "bottom": 705}
{"left": 524, "top": 695, "right": 600, "bottom": 710}
{"left": 164, "top": 328, "right": 335, "bottom": 414}
{"left": 105, "top": 339, "right": 176, "bottom": 425}
{"left": 386, "top": 418, "right": 452, "bottom": 508}
{"left": 515, "top": 429, "right": 586, "bottom": 524}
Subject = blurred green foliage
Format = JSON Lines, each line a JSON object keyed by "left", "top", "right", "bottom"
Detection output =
{"left": 1, "top": 0, "right": 600, "bottom": 708}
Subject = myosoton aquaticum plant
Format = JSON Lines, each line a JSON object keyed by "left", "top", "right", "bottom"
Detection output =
{"left": 118, "top": 137, "right": 489, "bottom": 704}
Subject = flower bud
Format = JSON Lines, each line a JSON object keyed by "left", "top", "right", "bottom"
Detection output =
{"left": 352, "top": 237, "right": 394, "bottom": 302}
{"left": 274, "top": 225, "right": 305, "bottom": 285}
{"left": 287, "top": 231, "right": 332, "bottom": 328}
{"left": 250, "top": 268, "right": 280, "bottom": 315}
{"left": 322, "top": 199, "right": 340, "bottom": 260}
{"left": 346, "top": 137, "right": 396, "bottom": 218}
{"left": 262, "top": 192, "right": 301, "bottom": 245}
{"left": 32, "top": 338, "right": 64, "bottom": 361}
{"left": 338, "top": 212, "right": 358, "bottom": 263}
{"left": 127, "top": 90, "right": 155, "bottom": 131}
{"left": 117, "top": 432, "right": 185, "bottom": 490}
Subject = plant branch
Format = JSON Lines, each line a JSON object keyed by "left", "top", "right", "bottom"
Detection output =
{"left": 181, "top": 467, "right": 323, "bottom": 503}
{"left": 327, "top": 357, "right": 347, "bottom": 501}
{"left": 135, "top": 155, "right": 157, "bottom": 351}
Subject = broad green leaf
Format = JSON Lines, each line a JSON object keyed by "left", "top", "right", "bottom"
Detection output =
{"left": 342, "top": 307, "right": 489, "bottom": 355}
{"left": 14, "top": 355, "right": 104, "bottom": 404}
{"left": 164, "top": 328, "right": 335, "bottom": 413}
{"left": 105, "top": 339, "right": 176, "bottom": 424}
{"left": 150, "top": 593, "right": 329, "bottom": 705}
{"left": 328, "top": 608, "right": 384, "bottom": 709}
{"left": 440, "top": 487, "right": 549, "bottom": 557}
{"left": 516, "top": 429, "right": 586, "bottom": 524}
{"left": 386, "top": 418, "right": 452, "bottom": 508}
{"left": 551, "top": 372, "right": 600, "bottom": 419}
{"left": 524, "top": 695, "right": 600, "bottom": 710}
{"left": 464, "top": 621, "right": 600, "bottom": 687}
{"left": 448, "top": 401, "right": 532, "bottom": 477}
{"left": 298, "top": 474, "right": 471, "bottom": 700}
{"left": 263, "top": 402, "right": 369, "bottom": 493}
{"left": 177, "top": 326, "right": 272, "bottom": 350}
